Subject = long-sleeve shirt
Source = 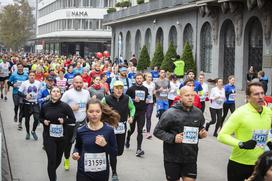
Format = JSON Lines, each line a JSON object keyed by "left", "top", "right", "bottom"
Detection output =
{"left": 8, "top": 71, "right": 28, "bottom": 95}
{"left": 209, "top": 87, "right": 225, "bottom": 109}
{"left": 218, "top": 103, "right": 272, "bottom": 165}
{"left": 39, "top": 100, "right": 76, "bottom": 140}
{"left": 74, "top": 124, "right": 117, "bottom": 179}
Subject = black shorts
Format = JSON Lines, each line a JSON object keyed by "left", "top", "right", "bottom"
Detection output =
{"left": 164, "top": 161, "right": 197, "bottom": 180}
{"left": 0, "top": 76, "right": 9, "bottom": 82}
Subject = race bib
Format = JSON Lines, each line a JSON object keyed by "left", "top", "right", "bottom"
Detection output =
{"left": 252, "top": 130, "right": 268, "bottom": 148}
{"left": 114, "top": 122, "right": 126, "bottom": 134}
{"left": 183, "top": 126, "right": 199, "bottom": 144}
{"left": 84, "top": 153, "right": 107, "bottom": 172}
{"left": 49, "top": 124, "right": 63, "bottom": 138}
{"left": 228, "top": 93, "right": 236, "bottom": 101}
{"left": 215, "top": 99, "right": 223, "bottom": 105}
{"left": 160, "top": 92, "right": 168, "bottom": 97}
{"left": 16, "top": 81, "right": 23, "bottom": 87}
{"left": 131, "top": 79, "right": 135, "bottom": 84}
{"left": 67, "top": 79, "right": 73, "bottom": 84}
{"left": 135, "top": 90, "right": 145, "bottom": 101}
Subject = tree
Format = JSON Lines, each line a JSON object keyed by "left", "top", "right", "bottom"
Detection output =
{"left": 0, "top": 0, "right": 34, "bottom": 51}
{"left": 160, "top": 42, "right": 177, "bottom": 72}
{"left": 150, "top": 42, "right": 164, "bottom": 68}
{"left": 182, "top": 41, "right": 196, "bottom": 73}
{"left": 137, "top": 45, "right": 150, "bottom": 71}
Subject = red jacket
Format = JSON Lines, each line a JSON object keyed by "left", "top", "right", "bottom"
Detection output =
{"left": 171, "top": 94, "right": 202, "bottom": 109}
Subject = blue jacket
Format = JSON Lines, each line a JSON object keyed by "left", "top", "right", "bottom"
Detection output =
{"left": 8, "top": 72, "right": 28, "bottom": 95}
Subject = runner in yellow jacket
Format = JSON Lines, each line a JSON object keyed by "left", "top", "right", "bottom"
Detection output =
{"left": 217, "top": 82, "right": 272, "bottom": 181}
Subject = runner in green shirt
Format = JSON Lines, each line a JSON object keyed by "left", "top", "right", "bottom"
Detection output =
{"left": 173, "top": 55, "right": 185, "bottom": 77}
{"left": 218, "top": 82, "right": 272, "bottom": 181}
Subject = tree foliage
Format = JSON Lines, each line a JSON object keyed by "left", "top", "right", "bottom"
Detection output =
{"left": 0, "top": 0, "right": 34, "bottom": 51}
{"left": 160, "top": 42, "right": 177, "bottom": 72}
{"left": 137, "top": 45, "right": 150, "bottom": 71}
{"left": 182, "top": 41, "right": 196, "bottom": 73}
{"left": 150, "top": 42, "right": 164, "bottom": 68}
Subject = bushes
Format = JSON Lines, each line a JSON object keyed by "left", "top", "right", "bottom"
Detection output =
{"left": 150, "top": 42, "right": 164, "bottom": 68}
{"left": 137, "top": 0, "right": 145, "bottom": 4}
{"left": 182, "top": 41, "right": 196, "bottom": 73}
{"left": 160, "top": 42, "right": 177, "bottom": 72}
{"left": 137, "top": 45, "right": 150, "bottom": 71}
{"left": 107, "top": 7, "right": 117, "bottom": 13}
{"left": 115, "top": 1, "right": 131, "bottom": 7}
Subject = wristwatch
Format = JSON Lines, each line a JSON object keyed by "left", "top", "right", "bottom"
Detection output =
{"left": 238, "top": 142, "right": 244, "bottom": 149}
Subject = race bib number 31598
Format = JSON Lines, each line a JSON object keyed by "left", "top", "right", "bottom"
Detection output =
{"left": 183, "top": 126, "right": 199, "bottom": 144}
{"left": 84, "top": 153, "right": 107, "bottom": 172}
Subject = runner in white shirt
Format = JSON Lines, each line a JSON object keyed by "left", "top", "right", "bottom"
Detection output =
{"left": 61, "top": 75, "right": 90, "bottom": 171}
{"left": 143, "top": 73, "right": 155, "bottom": 139}
{"left": 56, "top": 68, "right": 68, "bottom": 94}
{"left": 205, "top": 78, "right": 226, "bottom": 137}
{"left": 18, "top": 71, "right": 42, "bottom": 140}
{"left": 0, "top": 55, "right": 11, "bottom": 101}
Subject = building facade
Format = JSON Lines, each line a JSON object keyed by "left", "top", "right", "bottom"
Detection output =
{"left": 36, "top": 0, "right": 118, "bottom": 57}
{"left": 104, "top": 0, "right": 272, "bottom": 92}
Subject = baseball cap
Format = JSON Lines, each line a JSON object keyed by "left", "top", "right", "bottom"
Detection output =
{"left": 113, "top": 81, "right": 124, "bottom": 87}
{"left": 119, "top": 67, "right": 127, "bottom": 72}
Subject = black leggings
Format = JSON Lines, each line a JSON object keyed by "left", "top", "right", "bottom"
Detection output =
{"left": 227, "top": 160, "right": 254, "bottom": 181}
{"left": 145, "top": 103, "right": 154, "bottom": 133}
{"left": 206, "top": 108, "right": 222, "bottom": 135}
{"left": 44, "top": 138, "right": 64, "bottom": 181}
{"left": 110, "top": 132, "right": 126, "bottom": 174}
{"left": 221, "top": 103, "right": 235, "bottom": 127}
{"left": 200, "top": 101, "right": 205, "bottom": 113}
{"left": 127, "top": 110, "right": 146, "bottom": 150}
{"left": 64, "top": 125, "right": 75, "bottom": 159}
{"left": 22, "top": 104, "right": 40, "bottom": 134}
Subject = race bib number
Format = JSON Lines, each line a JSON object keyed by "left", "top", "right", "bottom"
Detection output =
{"left": 135, "top": 90, "right": 145, "bottom": 101}
{"left": 252, "top": 130, "right": 268, "bottom": 148}
{"left": 215, "top": 99, "right": 223, "bottom": 105}
{"left": 67, "top": 79, "right": 73, "bottom": 84}
{"left": 160, "top": 92, "right": 168, "bottom": 97}
{"left": 49, "top": 124, "right": 63, "bottom": 138}
{"left": 114, "top": 122, "right": 126, "bottom": 134}
{"left": 228, "top": 93, "right": 236, "bottom": 101}
{"left": 183, "top": 126, "right": 199, "bottom": 144}
{"left": 16, "top": 81, "right": 23, "bottom": 87}
{"left": 84, "top": 153, "right": 107, "bottom": 172}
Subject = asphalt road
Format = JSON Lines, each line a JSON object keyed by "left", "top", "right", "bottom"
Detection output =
{"left": 0, "top": 90, "right": 244, "bottom": 181}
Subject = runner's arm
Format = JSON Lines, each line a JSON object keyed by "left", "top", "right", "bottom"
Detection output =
{"left": 128, "top": 97, "right": 135, "bottom": 118}
{"left": 153, "top": 111, "right": 176, "bottom": 144}
{"left": 217, "top": 113, "right": 241, "bottom": 147}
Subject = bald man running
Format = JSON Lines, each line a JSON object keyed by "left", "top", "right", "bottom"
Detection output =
{"left": 154, "top": 86, "right": 207, "bottom": 181}
{"left": 61, "top": 75, "right": 90, "bottom": 170}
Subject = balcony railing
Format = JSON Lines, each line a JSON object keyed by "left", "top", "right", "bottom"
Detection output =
{"left": 104, "top": 0, "right": 197, "bottom": 24}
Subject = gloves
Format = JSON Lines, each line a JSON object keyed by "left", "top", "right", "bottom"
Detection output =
{"left": 238, "top": 140, "right": 257, "bottom": 149}
{"left": 267, "top": 141, "right": 272, "bottom": 150}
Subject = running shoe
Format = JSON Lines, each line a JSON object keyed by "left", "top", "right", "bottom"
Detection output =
{"left": 4, "top": 96, "right": 7, "bottom": 101}
{"left": 0, "top": 94, "right": 3, "bottom": 99}
{"left": 112, "top": 174, "right": 119, "bottom": 181}
{"left": 125, "top": 141, "right": 130, "bottom": 149}
{"left": 14, "top": 116, "right": 17, "bottom": 122}
{"left": 25, "top": 133, "right": 30, "bottom": 140}
{"left": 146, "top": 133, "right": 152, "bottom": 139}
{"left": 64, "top": 158, "right": 70, "bottom": 171}
{"left": 136, "top": 149, "right": 144, "bottom": 157}
{"left": 18, "top": 122, "right": 22, "bottom": 130}
{"left": 31, "top": 131, "right": 38, "bottom": 140}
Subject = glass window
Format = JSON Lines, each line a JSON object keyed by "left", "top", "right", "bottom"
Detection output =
{"left": 82, "top": 19, "right": 88, "bottom": 29}
{"left": 89, "top": 20, "right": 92, "bottom": 29}
{"left": 74, "top": 19, "right": 80, "bottom": 30}
{"left": 183, "top": 24, "right": 194, "bottom": 49}
{"left": 67, "top": 19, "right": 72, "bottom": 29}
{"left": 169, "top": 26, "right": 177, "bottom": 49}
{"left": 200, "top": 22, "right": 212, "bottom": 73}
{"left": 145, "top": 28, "right": 152, "bottom": 54}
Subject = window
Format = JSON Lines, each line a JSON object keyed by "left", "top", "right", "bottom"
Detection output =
{"left": 169, "top": 26, "right": 177, "bottom": 49}
{"left": 183, "top": 23, "right": 193, "bottom": 49}
{"left": 82, "top": 19, "right": 88, "bottom": 29}
{"left": 74, "top": 19, "right": 80, "bottom": 30}
{"left": 67, "top": 19, "right": 72, "bottom": 29}
{"left": 200, "top": 22, "right": 212, "bottom": 73}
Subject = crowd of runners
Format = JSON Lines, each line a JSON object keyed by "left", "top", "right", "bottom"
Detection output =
{"left": 1, "top": 52, "right": 272, "bottom": 181}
